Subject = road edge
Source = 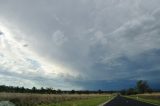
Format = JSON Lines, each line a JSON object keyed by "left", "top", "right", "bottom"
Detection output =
{"left": 98, "top": 95, "right": 116, "bottom": 106}
{"left": 124, "top": 96, "right": 160, "bottom": 106}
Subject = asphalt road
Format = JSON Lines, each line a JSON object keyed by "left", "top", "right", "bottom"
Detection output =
{"left": 104, "top": 96, "right": 157, "bottom": 106}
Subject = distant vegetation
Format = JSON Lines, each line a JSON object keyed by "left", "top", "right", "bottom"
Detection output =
{"left": 120, "top": 80, "right": 153, "bottom": 95}
{"left": 0, "top": 85, "right": 115, "bottom": 94}
{"left": 0, "top": 80, "right": 158, "bottom": 95}
{"left": 1, "top": 80, "right": 159, "bottom": 96}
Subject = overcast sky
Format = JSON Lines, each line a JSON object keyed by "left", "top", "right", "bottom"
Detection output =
{"left": 0, "top": 0, "right": 160, "bottom": 90}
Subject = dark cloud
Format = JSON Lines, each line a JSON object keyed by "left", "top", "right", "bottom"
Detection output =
{"left": 0, "top": 0, "right": 160, "bottom": 90}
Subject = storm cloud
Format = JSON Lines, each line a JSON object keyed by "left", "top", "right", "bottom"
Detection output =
{"left": 0, "top": 0, "right": 160, "bottom": 90}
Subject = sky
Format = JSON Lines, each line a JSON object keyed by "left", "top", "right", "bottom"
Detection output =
{"left": 0, "top": 0, "right": 160, "bottom": 90}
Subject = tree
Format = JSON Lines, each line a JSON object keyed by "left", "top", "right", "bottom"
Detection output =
{"left": 40, "top": 87, "right": 45, "bottom": 93}
{"left": 32, "top": 87, "right": 37, "bottom": 93}
{"left": 71, "top": 90, "right": 75, "bottom": 94}
{"left": 136, "top": 80, "right": 151, "bottom": 94}
{"left": 98, "top": 89, "right": 102, "bottom": 94}
{"left": 20, "top": 87, "right": 25, "bottom": 93}
{"left": 46, "top": 88, "right": 52, "bottom": 94}
{"left": 57, "top": 89, "right": 62, "bottom": 94}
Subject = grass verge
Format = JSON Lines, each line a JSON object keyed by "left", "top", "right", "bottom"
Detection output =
{"left": 124, "top": 94, "right": 160, "bottom": 106}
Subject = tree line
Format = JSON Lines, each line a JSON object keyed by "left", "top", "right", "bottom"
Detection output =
{"left": 0, "top": 85, "right": 115, "bottom": 94}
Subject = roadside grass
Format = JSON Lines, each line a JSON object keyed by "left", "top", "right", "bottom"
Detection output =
{"left": 0, "top": 93, "right": 112, "bottom": 106}
{"left": 124, "top": 93, "right": 160, "bottom": 106}
{"left": 38, "top": 96, "right": 112, "bottom": 106}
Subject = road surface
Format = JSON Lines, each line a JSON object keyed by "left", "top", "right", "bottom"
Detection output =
{"left": 104, "top": 96, "right": 157, "bottom": 106}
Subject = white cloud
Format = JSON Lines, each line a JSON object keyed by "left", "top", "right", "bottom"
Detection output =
{"left": 0, "top": 22, "right": 80, "bottom": 89}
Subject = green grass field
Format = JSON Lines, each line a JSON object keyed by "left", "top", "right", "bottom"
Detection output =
{"left": 38, "top": 96, "right": 112, "bottom": 106}
{"left": 125, "top": 93, "right": 160, "bottom": 106}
